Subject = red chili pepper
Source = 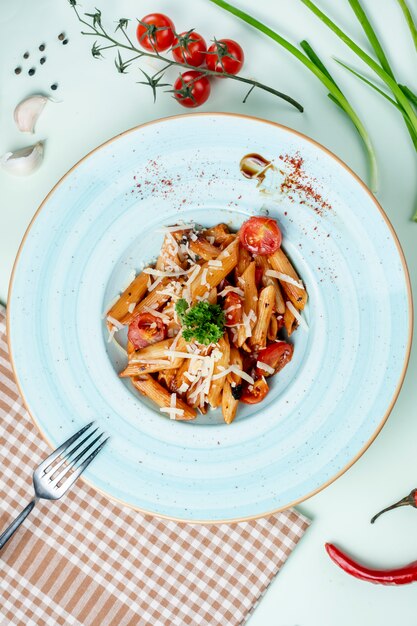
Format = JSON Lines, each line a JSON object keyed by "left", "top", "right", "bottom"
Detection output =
{"left": 325, "top": 543, "right": 417, "bottom": 585}
{"left": 370, "top": 488, "right": 417, "bottom": 524}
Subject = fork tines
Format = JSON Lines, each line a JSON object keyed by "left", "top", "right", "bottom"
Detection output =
{"left": 38, "top": 423, "right": 109, "bottom": 493}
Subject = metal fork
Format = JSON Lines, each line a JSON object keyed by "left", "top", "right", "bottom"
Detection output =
{"left": 0, "top": 422, "right": 108, "bottom": 550}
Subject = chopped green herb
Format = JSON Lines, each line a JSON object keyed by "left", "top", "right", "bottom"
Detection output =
{"left": 175, "top": 299, "right": 225, "bottom": 345}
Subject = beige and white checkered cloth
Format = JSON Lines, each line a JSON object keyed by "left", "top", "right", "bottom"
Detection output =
{"left": 0, "top": 306, "right": 310, "bottom": 626}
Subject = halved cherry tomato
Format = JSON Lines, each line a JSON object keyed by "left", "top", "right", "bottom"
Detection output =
{"left": 206, "top": 39, "right": 244, "bottom": 75}
{"left": 240, "top": 377, "right": 269, "bottom": 404}
{"left": 128, "top": 313, "right": 166, "bottom": 349}
{"left": 223, "top": 292, "right": 243, "bottom": 326}
{"left": 172, "top": 31, "right": 207, "bottom": 67}
{"left": 136, "top": 13, "right": 175, "bottom": 52}
{"left": 239, "top": 216, "right": 282, "bottom": 256}
{"left": 256, "top": 341, "right": 293, "bottom": 378}
{"left": 173, "top": 71, "right": 210, "bottom": 108}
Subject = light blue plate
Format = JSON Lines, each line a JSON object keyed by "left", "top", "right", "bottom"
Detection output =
{"left": 8, "top": 114, "right": 412, "bottom": 522}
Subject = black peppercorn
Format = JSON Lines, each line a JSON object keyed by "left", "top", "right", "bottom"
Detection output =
{"left": 39, "top": 43, "right": 45, "bottom": 51}
{"left": 14, "top": 67, "right": 22, "bottom": 75}
{"left": 40, "top": 57, "right": 46, "bottom": 65}
{"left": 62, "top": 38, "right": 69, "bottom": 45}
{"left": 51, "top": 83, "right": 58, "bottom": 91}
{"left": 58, "top": 32, "right": 65, "bottom": 41}
{"left": 28, "top": 67, "right": 35, "bottom": 76}
{"left": 23, "top": 51, "right": 29, "bottom": 59}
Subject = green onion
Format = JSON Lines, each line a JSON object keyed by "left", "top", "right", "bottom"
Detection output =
{"left": 299, "top": 0, "right": 417, "bottom": 138}
{"left": 396, "top": 0, "right": 417, "bottom": 53}
{"left": 209, "top": 0, "right": 378, "bottom": 191}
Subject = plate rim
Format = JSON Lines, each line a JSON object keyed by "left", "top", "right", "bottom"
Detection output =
{"left": 7, "top": 111, "right": 414, "bottom": 524}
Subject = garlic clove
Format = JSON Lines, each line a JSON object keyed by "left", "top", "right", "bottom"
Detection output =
{"left": 1, "top": 142, "right": 44, "bottom": 176}
{"left": 14, "top": 95, "right": 50, "bottom": 133}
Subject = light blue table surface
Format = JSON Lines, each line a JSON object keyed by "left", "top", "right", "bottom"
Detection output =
{"left": 1, "top": 1, "right": 416, "bottom": 624}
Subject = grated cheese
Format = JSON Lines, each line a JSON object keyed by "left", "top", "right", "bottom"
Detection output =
{"left": 177, "top": 382, "right": 189, "bottom": 394}
{"left": 164, "top": 350, "right": 208, "bottom": 361}
{"left": 160, "top": 406, "right": 184, "bottom": 419}
{"left": 158, "top": 224, "right": 195, "bottom": 233}
{"left": 186, "top": 264, "right": 201, "bottom": 285}
{"left": 201, "top": 268, "right": 209, "bottom": 286}
{"left": 127, "top": 302, "right": 136, "bottom": 314}
{"left": 106, "top": 315, "right": 124, "bottom": 330}
{"left": 212, "top": 365, "right": 254, "bottom": 385}
{"left": 144, "top": 267, "right": 188, "bottom": 278}
{"left": 208, "top": 259, "right": 222, "bottom": 267}
{"left": 218, "top": 286, "right": 244, "bottom": 297}
{"left": 148, "top": 276, "right": 164, "bottom": 292}
{"left": 265, "top": 269, "right": 305, "bottom": 289}
{"left": 256, "top": 361, "right": 275, "bottom": 375}
{"left": 286, "top": 301, "right": 309, "bottom": 331}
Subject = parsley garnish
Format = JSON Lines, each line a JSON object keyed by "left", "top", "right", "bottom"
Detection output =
{"left": 175, "top": 299, "right": 225, "bottom": 345}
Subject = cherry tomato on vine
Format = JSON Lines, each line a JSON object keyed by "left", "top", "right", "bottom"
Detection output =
{"left": 256, "top": 342, "right": 294, "bottom": 378}
{"left": 240, "top": 378, "right": 269, "bottom": 404}
{"left": 173, "top": 71, "right": 211, "bottom": 108}
{"left": 239, "top": 216, "right": 282, "bottom": 256}
{"left": 128, "top": 313, "right": 167, "bottom": 350}
{"left": 172, "top": 31, "right": 207, "bottom": 67}
{"left": 136, "top": 13, "right": 175, "bottom": 52}
{"left": 206, "top": 39, "right": 244, "bottom": 75}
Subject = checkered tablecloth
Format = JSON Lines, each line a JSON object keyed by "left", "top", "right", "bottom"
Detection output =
{"left": 0, "top": 306, "right": 310, "bottom": 626}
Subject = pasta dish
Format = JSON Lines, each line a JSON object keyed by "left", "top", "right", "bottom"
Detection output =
{"left": 106, "top": 216, "right": 307, "bottom": 423}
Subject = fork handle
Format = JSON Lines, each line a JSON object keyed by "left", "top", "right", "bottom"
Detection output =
{"left": 0, "top": 499, "right": 37, "bottom": 550}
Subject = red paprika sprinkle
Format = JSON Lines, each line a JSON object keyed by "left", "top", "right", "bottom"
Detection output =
{"left": 325, "top": 543, "right": 417, "bottom": 586}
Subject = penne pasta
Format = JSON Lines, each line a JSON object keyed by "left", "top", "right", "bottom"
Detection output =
{"left": 283, "top": 305, "right": 298, "bottom": 336}
{"left": 227, "top": 345, "right": 243, "bottom": 386}
{"left": 189, "top": 235, "right": 221, "bottom": 261}
{"left": 108, "top": 216, "right": 305, "bottom": 425}
{"left": 131, "top": 375, "right": 196, "bottom": 420}
{"left": 251, "top": 285, "right": 276, "bottom": 348}
{"left": 107, "top": 271, "right": 149, "bottom": 326}
{"left": 120, "top": 360, "right": 178, "bottom": 377}
{"left": 222, "top": 380, "right": 239, "bottom": 425}
{"left": 268, "top": 248, "right": 307, "bottom": 310}
{"left": 236, "top": 244, "right": 252, "bottom": 277}
{"left": 156, "top": 233, "right": 186, "bottom": 271}
{"left": 207, "top": 334, "right": 230, "bottom": 409}
{"left": 267, "top": 315, "right": 278, "bottom": 341}
{"left": 123, "top": 285, "right": 171, "bottom": 325}
{"left": 191, "top": 238, "right": 239, "bottom": 300}
{"left": 207, "top": 287, "right": 218, "bottom": 305}
{"left": 255, "top": 256, "right": 286, "bottom": 314}
{"left": 237, "top": 262, "right": 258, "bottom": 347}
{"left": 203, "top": 223, "right": 231, "bottom": 245}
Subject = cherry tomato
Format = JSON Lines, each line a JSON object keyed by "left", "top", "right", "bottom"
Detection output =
{"left": 172, "top": 31, "right": 207, "bottom": 67}
{"left": 256, "top": 342, "right": 293, "bottom": 378}
{"left": 240, "top": 377, "right": 269, "bottom": 404}
{"left": 239, "top": 216, "right": 282, "bottom": 256}
{"left": 173, "top": 71, "right": 210, "bottom": 108}
{"left": 136, "top": 13, "right": 175, "bottom": 52}
{"left": 223, "top": 292, "right": 243, "bottom": 326}
{"left": 206, "top": 39, "right": 244, "bottom": 75}
{"left": 128, "top": 313, "right": 166, "bottom": 349}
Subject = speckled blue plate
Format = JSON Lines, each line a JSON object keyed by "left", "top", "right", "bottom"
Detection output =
{"left": 8, "top": 114, "right": 412, "bottom": 522}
